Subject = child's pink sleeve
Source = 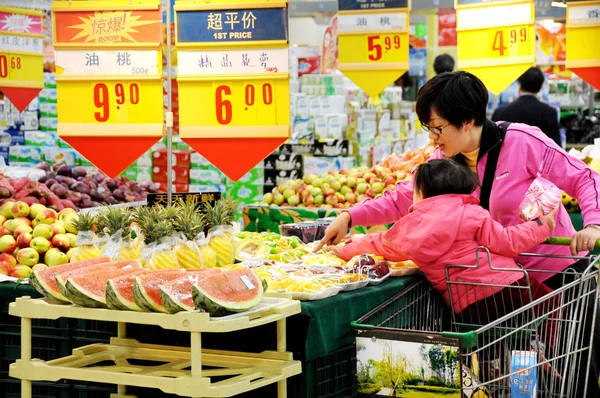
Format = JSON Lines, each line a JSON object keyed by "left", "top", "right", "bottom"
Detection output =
{"left": 475, "top": 208, "right": 550, "bottom": 257}
{"left": 337, "top": 231, "right": 410, "bottom": 262}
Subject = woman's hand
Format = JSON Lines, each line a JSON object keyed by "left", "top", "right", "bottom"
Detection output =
{"left": 542, "top": 209, "right": 557, "bottom": 230}
{"left": 570, "top": 226, "right": 600, "bottom": 255}
{"left": 313, "top": 212, "right": 352, "bottom": 252}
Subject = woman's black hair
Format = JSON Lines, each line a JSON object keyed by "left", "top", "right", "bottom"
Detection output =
{"left": 416, "top": 71, "right": 488, "bottom": 127}
{"left": 414, "top": 159, "right": 479, "bottom": 199}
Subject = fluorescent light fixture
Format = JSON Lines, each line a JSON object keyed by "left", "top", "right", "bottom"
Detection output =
{"left": 551, "top": 1, "right": 567, "bottom": 7}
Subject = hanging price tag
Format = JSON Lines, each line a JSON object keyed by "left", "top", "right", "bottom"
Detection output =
{"left": 456, "top": 0, "right": 535, "bottom": 95}
{"left": 338, "top": 1, "right": 410, "bottom": 98}
{"left": 0, "top": 7, "right": 44, "bottom": 111}
{"left": 566, "top": 0, "right": 600, "bottom": 90}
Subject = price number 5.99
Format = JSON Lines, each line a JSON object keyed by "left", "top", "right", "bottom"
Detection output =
{"left": 215, "top": 83, "right": 274, "bottom": 125}
{"left": 367, "top": 35, "right": 401, "bottom": 62}
{"left": 491, "top": 27, "right": 528, "bottom": 57}
{"left": 93, "top": 83, "right": 140, "bottom": 123}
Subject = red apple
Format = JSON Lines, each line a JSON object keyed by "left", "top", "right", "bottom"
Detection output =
{"left": 0, "top": 261, "right": 14, "bottom": 276}
{"left": 0, "top": 215, "right": 7, "bottom": 225}
{"left": 29, "top": 204, "right": 47, "bottom": 220}
{"left": 0, "top": 235, "right": 17, "bottom": 254}
{"left": 10, "top": 201, "right": 30, "bottom": 218}
{"left": 34, "top": 209, "right": 58, "bottom": 226}
{"left": 10, "top": 265, "right": 32, "bottom": 278}
{"left": 50, "top": 221, "right": 66, "bottom": 236}
{"left": 323, "top": 188, "right": 335, "bottom": 197}
{"left": 0, "top": 253, "right": 16, "bottom": 267}
{"left": 0, "top": 201, "right": 15, "bottom": 219}
{"left": 13, "top": 216, "right": 32, "bottom": 228}
{"left": 0, "top": 226, "right": 11, "bottom": 237}
{"left": 345, "top": 192, "right": 357, "bottom": 204}
{"left": 365, "top": 188, "right": 378, "bottom": 198}
{"left": 384, "top": 175, "right": 396, "bottom": 187}
{"left": 13, "top": 224, "right": 32, "bottom": 239}
{"left": 58, "top": 208, "right": 77, "bottom": 221}
{"left": 16, "top": 232, "right": 33, "bottom": 249}
{"left": 16, "top": 248, "right": 39, "bottom": 266}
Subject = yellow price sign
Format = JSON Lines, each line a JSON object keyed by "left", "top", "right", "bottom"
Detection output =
{"left": 56, "top": 79, "right": 163, "bottom": 136}
{"left": 566, "top": 0, "right": 600, "bottom": 90}
{"left": 456, "top": 0, "right": 535, "bottom": 95}
{"left": 178, "top": 76, "right": 289, "bottom": 138}
{"left": 0, "top": 53, "right": 41, "bottom": 84}
{"left": 340, "top": 33, "right": 406, "bottom": 65}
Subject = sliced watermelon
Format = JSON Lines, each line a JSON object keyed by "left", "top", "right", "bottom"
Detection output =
{"left": 192, "top": 269, "right": 264, "bottom": 317}
{"left": 160, "top": 269, "right": 223, "bottom": 314}
{"left": 55, "top": 259, "right": 141, "bottom": 299}
{"left": 133, "top": 270, "right": 203, "bottom": 313}
{"left": 64, "top": 267, "right": 146, "bottom": 308}
{"left": 29, "top": 256, "right": 111, "bottom": 303}
{"left": 105, "top": 270, "right": 152, "bottom": 312}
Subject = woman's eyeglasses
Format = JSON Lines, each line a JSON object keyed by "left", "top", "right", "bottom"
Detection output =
{"left": 422, "top": 122, "right": 450, "bottom": 137}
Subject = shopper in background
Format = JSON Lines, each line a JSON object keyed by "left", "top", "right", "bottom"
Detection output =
{"left": 492, "top": 67, "right": 561, "bottom": 146}
{"left": 316, "top": 71, "right": 600, "bottom": 398}
{"left": 433, "top": 53, "right": 455, "bottom": 75}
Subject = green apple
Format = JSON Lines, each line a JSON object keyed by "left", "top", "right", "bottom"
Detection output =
{"left": 0, "top": 235, "right": 17, "bottom": 254}
{"left": 10, "top": 265, "right": 32, "bottom": 278}
{"left": 30, "top": 237, "right": 51, "bottom": 254}
{"left": 16, "top": 248, "right": 39, "bottom": 266}
{"left": 29, "top": 204, "right": 47, "bottom": 220}
{"left": 44, "top": 248, "right": 68, "bottom": 267}
{"left": 0, "top": 201, "right": 15, "bottom": 219}
{"left": 33, "top": 224, "right": 53, "bottom": 239}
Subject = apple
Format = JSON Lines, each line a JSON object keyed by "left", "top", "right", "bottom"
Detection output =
{"left": 356, "top": 183, "right": 368, "bottom": 195}
{"left": 0, "top": 215, "right": 6, "bottom": 225}
{"left": 12, "top": 247, "right": 19, "bottom": 258}
{"left": 278, "top": 183, "right": 292, "bottom": 194}
{"left": 10, "top": 265, "right": 32, "bottom": 278}
{"left": 312, "top": 178, "right": 324, "bottom": 187}
{"left": 66, "top": 248, "right": 75, "bottom": 261}
{"left": 325, "top": 195, "right": 339, "bottom": 206}
{"left": 44, "top": 247, "right": 68, "bottom": 267}
{"left": 10, "top": 201, "right": 29, "bottom": 218}
{"left": 29, "top": 204, "right": 47, "bottom": 220}
{"left": 371, "top": 182, "right": 385, "bottom": 193}
{"left": 33, "top": 224, "right": 53, "bottom": 239}
{"left": 271, "top": 187, "right": 280, "bottom": 195}
{"left": 0, "top": 253, "right": 16, "bottom": 267}
{"left": 330, "top": 180, "right": 342, "bottom": 192}
{"left": 0, "top": 235, "right": 17, "bottom": 254}
{"left": 273, "top": 193, "right": 285, "bottom": 206}
{"left": 16, "top": 247, "right": 39, "bottom": 266}
{"left": 303, "top": 194, "right": 314, "bottom": 206}
{"left": 30, "top": 237, "right": 51, "bottom": 254}
{"left": 336, "top": 193, "right": 346, "bottom": 204}
{"left": 0, "top": 201, "right": 15, "bottom": 219}
{"left": 65, "top": 233, "right": 78, "bottom": 248}
{"left": 282, "top": 188, "right": 296, "bottom": 200}
{"left": 0, "top": 261, "right": 14, "bottom": 276}
{"left": 366, "top": 188, "right": 378, "bottom": 198}
{"left": 344, "top": 202, "right": 352, "bottom": 208}
{"left": 323, "top": 188, "right": 335, "bottom": 197}
{"left": 16, "top": 232, "right": 33, "bottom": 249}
{"left": 321, "top": 183, "right": 330, "bottom": 191}
{"left": 58, "top": 208, "right": 77, "bottom": 221}
{"left": 384, "top": 175, "right": 396, "bottom": 187}
{"left": 339, "top": 169, "right": 349, "bottom": 175}
{"left": 314, "top": 194, "right": 324, "bottom": 206}
{"left": 340, "top": 186, "right": 352, "bottom": 196}
{"left": 3, "top": 220, "right": 14, "bottom": 232}
{"left": 358, "top": 194, "right": 370, "bottom": 203}
{"left": 50, "top": 222, "right": 66, "bottom": 236}
{"left": 291, "top": 179, "right": 303, "bottom": 189}
{"left": 63, "top": 214, "right": 78, "bottom": 234}
{"left": 13, "top": 216, "right": 32, "bottom": 228}
{"left": 0, "top": 226, "right": 11, "bottom": 237}
{"left": 35, "top": 209, "right": 58, "bottom": 225}
{"left": 322, "top": 175, "right": 335, "bottom": 184}
{"left": 364, "top": 172, "right": 377, "bottom": 182}
{"left": 345, "top": 192, "right": 358, "bottom": 204}
{"left": 334, "top": 203, "right": 344, "bottom": 209}
{"left": 13, "top": 224, "right": 32, "bottom": 239}
{"left": 263, "top": 193, "right": 274, "bottom": 205}
{"left": 32, "top": 263, "right": 48, "bottom": 272}
{"left": 303, "top": 173, "right": 318, "bottom": 184}
{"left": 310, "top": 187, "right": 323, "bottom": 197}
{"left": 357, "top": 178, "right": 367, "bottom": 186}
{"left": 287, "top": 194, "right": 300, "bottom": 206}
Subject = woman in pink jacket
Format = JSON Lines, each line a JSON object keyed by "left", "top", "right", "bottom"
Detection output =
{"left": 317, "top": 71, "right": 600, "bottom": 398}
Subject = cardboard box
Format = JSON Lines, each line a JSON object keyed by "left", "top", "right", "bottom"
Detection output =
{"left": 24, "top": 131, "right": 58, "bottom": 147}
{"left": 191, "top": 152, "right": 215, "bottom": 168}
{"left": 226, "top": 183, "right": 263, "bottom": 204}
{"left": 6, "top": 129, "right": 25, "bottom": 145}
{"left": 274, "top": 142, "right": 315, "bottom": 155}
{"left": 313, "top": 139, "right": 350, "bottom": 157}
{"left": 9, "top": 146, "right": 42, "bottom": 164}
{"left": 157, "top": 182, "right": 189, "bottom": 193}
{"left": 227, "top": 167, "right": 264, "bottom": 185}
{"left": 264, "top": 154, "right": 303, "bottom": 171}
{"left": 510, "top": 350, "right": 537, "bottom": 398}
{"left": 189, "top": 168, "right": 225, "bottom": 185}
{"left": 264, "top": 169, "right": 302, "bottom": 188}
{"left": 153, "top": 148, "right": 192, "bottom": 168}
{"left": 152, "top": 165, "right": 190, "bottom": 184}
{"left": 189, "top": 184, "right": 226, "bottom": 193}
{"left": 0, "top": 146, "right": 9, "bottom": 166}
{"left": 42, "top": 147, "right": 77, "bottom": 165}
{"left": 121, "top": 166, "right": 153, "bottom": 183}
{"left": 303, "top": 156, "right": 355, "bottom": 175}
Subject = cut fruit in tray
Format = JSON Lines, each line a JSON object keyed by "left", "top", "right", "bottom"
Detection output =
{"left": 65, "top": 267, "right": 145, "bottom": 308}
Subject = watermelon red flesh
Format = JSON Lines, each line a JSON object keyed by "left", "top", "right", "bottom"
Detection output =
{"left": 192, "top": 269, "right": 264, "bottom": 316}
{"left": 133, "top": 270, "right": 207, "bottom": 313}
{"left": 105, "top": 270, "right": 152, "bottom": 312}
{"left": 160, "top": 269, "right": 223, "bottom": 314}
{"left": 29, "top": 256, "right": 112, "bottom": 303}
{"left": 55, "top": 259, "right": 141, "bottom": 299}
{"left": 65, "top": 268, "right": 147, "bottom": 308}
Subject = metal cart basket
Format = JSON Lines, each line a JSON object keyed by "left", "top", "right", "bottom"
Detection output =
{"left": 352, "top": 248, "right": 599, "bottom": 398}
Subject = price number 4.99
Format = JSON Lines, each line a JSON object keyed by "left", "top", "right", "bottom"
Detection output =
{"left": 93, "top": 83, "right": 140, "bottom": 122}
{"left": 367, "top": 35, "right": 401, "bottom": 61}
{"left": 0, "top": 55, "right": 22, "bottom": 78}
{"left": 492, "top": 28, "right": 527, "bottom": 56}
{"left": 215, "top": 83, "right": 273, "bottom": 125}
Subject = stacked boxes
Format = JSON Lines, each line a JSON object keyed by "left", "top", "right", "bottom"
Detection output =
{"left": 189, "top": 152, "right": 227, "bottom": 193}
{"left": 152, "top": 148, "right": 192, "bottom": 193}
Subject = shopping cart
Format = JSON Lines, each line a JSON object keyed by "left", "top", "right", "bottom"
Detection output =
{"left": 351, "top": 241, "right": 599, "bottom": 398}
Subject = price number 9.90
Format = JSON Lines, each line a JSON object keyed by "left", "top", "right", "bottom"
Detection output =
{"left": 215, "top": 83, "right": 273, "bottom": 125}
{"left": 93, "top": 83, "right": 140, "bottom": 122}
{"left": 367, "top": 35, "right": 401, "bottom": 61}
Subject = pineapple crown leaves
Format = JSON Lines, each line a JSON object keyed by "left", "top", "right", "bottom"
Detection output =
{"left": 96, "top": 207, "right": 132, "bottom": 239}
{"left": 72, "top": 212, "right": 97, "bottom": 233}
{"left": 203, "top": 196, "right": 239, "bottom": 229}
{"left": 133, "top": 205, "right": 175, "bottom": 245}
{"left": 173, "top": 198, "right": 206, "bottom": 241}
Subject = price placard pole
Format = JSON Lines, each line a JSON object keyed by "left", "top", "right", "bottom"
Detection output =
{"left": 166, "top": 0, "right": 173, "bottom": 206}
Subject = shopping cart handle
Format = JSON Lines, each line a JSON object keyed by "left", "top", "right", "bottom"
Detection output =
{"left": 544, "top": 236, "right": 600, "bottom": 249}
{"left": 350, "top": 320, "right": 374, "bottom": 330}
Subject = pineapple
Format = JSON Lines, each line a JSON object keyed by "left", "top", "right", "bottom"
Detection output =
{"left": 196, "top": 234, "right": 218, "bottom": 268}
{"left": 70, "top": 212, "right": 102, "bottom": 262}
{"left": 172, "top": 199, "right": 206, "bottom": 269}
{"left": 204, "top": 197, "right": 238, "bottom": 267}
{"left": 133, "top": 206, "right": 178, "bottom": 269}
{"left": 96, "top": 207, "right": 140, "bottom": 260}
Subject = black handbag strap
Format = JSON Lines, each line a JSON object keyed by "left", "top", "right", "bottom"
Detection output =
{"left": 479, "top": 122, "right": 510, "bottom": 210}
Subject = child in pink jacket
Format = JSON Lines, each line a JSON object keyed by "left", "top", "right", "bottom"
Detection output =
{"left": 338, "top": 159, "right": 557, "bottom": 331}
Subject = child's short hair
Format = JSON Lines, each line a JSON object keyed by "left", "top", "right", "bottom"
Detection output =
{"left": 414, "top": 159, "right": 479, "bottom": 199}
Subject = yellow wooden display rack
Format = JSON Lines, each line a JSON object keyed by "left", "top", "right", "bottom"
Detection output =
{"left": 8, "top": 296, "right": 302, "bottom": 398}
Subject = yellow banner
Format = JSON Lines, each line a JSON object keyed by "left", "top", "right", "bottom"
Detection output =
{"left": 566, "top": 0, "right": 600, "bottom": 89}
{"left": 456, "top": 0, "right": 535, "bottom": 95}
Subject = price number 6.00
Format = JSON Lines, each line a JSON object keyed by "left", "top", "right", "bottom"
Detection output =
{"left": 93, "top": 83, "right": 140, "bottom": 123}
{"left": 215, "top": 83, "right": 273, "bottom": 125}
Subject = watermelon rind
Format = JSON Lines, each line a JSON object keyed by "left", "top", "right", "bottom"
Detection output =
{"left": 64, "top": 279, "right": 106, "bottom": 308}
{"left": 106, "top": 279, "right": 144, "bottom": 312}
{"left": 159, "top": 288, "right": 195, "bottom": 314}
{"left": 132, "top": 278, "right": 165, "bottom": 313}
{"left": 192, "top": 270, "right": 264, "bottom": 317}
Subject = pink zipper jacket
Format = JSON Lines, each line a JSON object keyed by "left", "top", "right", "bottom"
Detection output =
{"left": 338, "top": 194, "right": 551, "bottom": 312}
{"left": 346, "top": 121, "right": 600, "bottom": 281}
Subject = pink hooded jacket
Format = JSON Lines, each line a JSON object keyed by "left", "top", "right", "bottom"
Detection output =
{"left": 346, "top": 121, "right": 600, "bottom": 281}
{"left": 338, "top": 194, "right": 551, "bottom": 313}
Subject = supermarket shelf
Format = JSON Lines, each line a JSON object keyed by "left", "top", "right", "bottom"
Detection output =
{"left": 10, "top": 339, "right": 301, "bottom": 398}
{"left": 9, "top": 297, "right": 301, "bottom": 333}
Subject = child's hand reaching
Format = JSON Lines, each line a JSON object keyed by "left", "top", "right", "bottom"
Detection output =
{"left": 542, "top": 208, "right": 558, "bottom": 230}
